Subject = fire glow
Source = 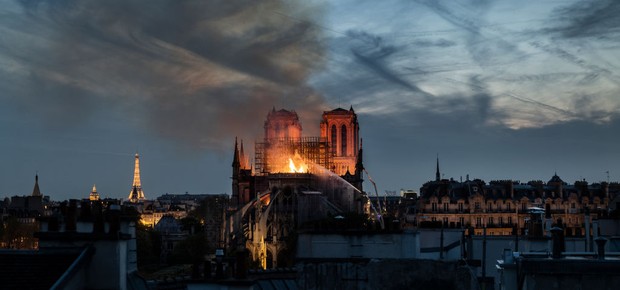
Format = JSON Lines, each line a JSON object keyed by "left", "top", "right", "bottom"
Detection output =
{"left": 284, "top": 151, "right": 308, "bottom": 173}
{"left": 288, "top": 157, "right": 308, "bottom": 173}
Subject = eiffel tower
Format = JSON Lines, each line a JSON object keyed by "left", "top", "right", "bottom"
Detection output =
{"left": 128, "top": 153, "right": 146, "bottom": 202}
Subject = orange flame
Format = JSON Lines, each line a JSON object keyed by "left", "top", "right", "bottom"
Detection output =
{"left": 288, "top": 157, "right": 308, "bottom": 173}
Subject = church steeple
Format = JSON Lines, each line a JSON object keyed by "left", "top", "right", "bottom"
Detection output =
{"left": 355, "top": 139, "right": 364, "bottom": 174}
{"left": 231, "top": 138, "right": 241, "bottom": 206}
{"left": 232, "top": 137, "right": 240, "bottom": 169}
{"left": 435, "top": 155, "right": 441, "bottom": 182}
{"left": 32, "top": 173, "right": 42, "bottom": 196}
{"left": 239, "top": 139, "right": 250, "bottom": 170}
{"left": 128, "top": 153, "right": 145, "bottom": 202}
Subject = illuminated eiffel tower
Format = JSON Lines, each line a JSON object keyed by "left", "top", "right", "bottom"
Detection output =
{"left": 128, "top": 153, "right": 146, "bottom": 202}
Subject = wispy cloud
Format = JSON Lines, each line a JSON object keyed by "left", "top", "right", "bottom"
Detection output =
{"left": 1, "top": 0, "right": 329, "bottom": 148}
{"left": 551, "top": 0, "right": 620, "bottom": 39}
{"left": 311, "top": 0, "right": 620, "bottom": 131}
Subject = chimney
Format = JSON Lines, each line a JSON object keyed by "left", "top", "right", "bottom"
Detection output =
{"left": 66, "top": 200, "right": 78, "bottom": 232}
{"left": 215, "top": 248, "right": 225, "bottom": 279}
{"left": 595, "top": 237, "right": 607, "bottom": 260}
{"left": 551, "top": 226, "right": 564, "bottom": 259}
{"left": 585, "top": 207, "right": 591, "bottom": 251}
{"left": 108, "top": 204, "right": 121, "bottom": 235}
{"left": 93, "top": 202, "right": 105, "bottom": 233}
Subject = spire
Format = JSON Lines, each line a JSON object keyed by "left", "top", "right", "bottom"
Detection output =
{"left": 435, "top": 155, "right": 441, "bottom": 182}
{"left": 32, "top": 173, "right": 41, "bottom": 197}
{"left": 240, "top": 139, "right": 248, "bottom": 170}
{"left": 355, "top": 138, "right": 364, "bottom": 173}
{"left": 232, "top": 137, "right": 240, "bottom": 168}
{"left": 128, "top": 153, "right": 145, "bottom": 202}
{"left": 92, "top": 184, "right": 97, "bottom": 193}
{"left": 349, "top": 105, "right": 354, "bottom": 112}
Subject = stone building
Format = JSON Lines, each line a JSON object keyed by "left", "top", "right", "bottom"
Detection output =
{"left": 226, "top": 107, "right": 365, "bottom": 269}
{"left": 417, "top": 160, "right": 620, "bottom": 236}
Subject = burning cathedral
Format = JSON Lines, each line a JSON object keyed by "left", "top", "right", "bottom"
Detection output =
{"left": 225, "top": 106, "right": 366, "bottom": 268}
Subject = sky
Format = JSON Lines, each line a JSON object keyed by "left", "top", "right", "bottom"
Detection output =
{"left": 1, "top": 0, "right": 619, "bottom": 201}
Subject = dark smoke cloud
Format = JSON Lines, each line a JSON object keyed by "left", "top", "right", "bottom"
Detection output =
{"left": 347, "top": 30, "right": 433, "bottom": 97}
{"left": 552, "top": 0, "right": 620, "bottom": 39}
{"left": 4, "top": 0, "right": 327, "bottom": 149}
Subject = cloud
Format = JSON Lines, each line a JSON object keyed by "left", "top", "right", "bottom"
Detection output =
{"left": 411, "top": 38, "right": 456, "bottom": 48}
{"left": 1, "top": 0, "right": 328, "bottom": 149}
{"left": 551, "top": 0, "right": 620, "bottom": 39}
{"left": 347, "top": 30, "right": 433, "bottom": 96}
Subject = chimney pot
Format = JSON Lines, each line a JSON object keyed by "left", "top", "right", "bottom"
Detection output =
{"left": 595, "top": 237, "right": 607, "bottom": 260}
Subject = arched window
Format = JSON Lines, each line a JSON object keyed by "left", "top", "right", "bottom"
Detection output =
{"left": 341, "top": 125, "right": 347, "bottom": 156}
{"left": 331, "top": 125, "right": 337, "bottom": 155}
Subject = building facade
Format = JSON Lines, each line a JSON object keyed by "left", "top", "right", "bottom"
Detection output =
{"left": 417, "top": 162, "right": 620, "bottom": 236}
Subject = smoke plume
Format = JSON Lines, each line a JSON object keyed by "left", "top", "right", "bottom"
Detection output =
{"left": 4, "top": 0, "right": 328, "bottom": 149}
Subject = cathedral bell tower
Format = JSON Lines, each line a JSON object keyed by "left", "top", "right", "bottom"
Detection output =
{"left": 320, "top": 106, "right": 360, "bottom": 176}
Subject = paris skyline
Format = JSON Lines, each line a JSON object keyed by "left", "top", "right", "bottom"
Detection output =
{"left": 1, "top": 0, "right": 619, "bottom": 201}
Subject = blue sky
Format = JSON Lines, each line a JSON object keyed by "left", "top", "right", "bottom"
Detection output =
{"left": 1, "top": 0, "right": 619, "bottom": 201}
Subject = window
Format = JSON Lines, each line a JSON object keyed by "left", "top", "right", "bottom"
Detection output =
{"left": 499, "top": 217, "right": 503, "bottom": 225}
{"left": 459, "top": 217, "right": 465, "bottom": 226}
{"left": 475, "top": 202, "right": 481, "bottom": 210}
{"left": 508, "top": 216, "right": 513, "bottom": 225}
{"left": 506, "top": 203, "right": 511, "bottom": 211}
{"left": 443, "top": 217, "right": 449, "bottom": 225}
{"left": 458, "top": 203, "right": 464, "bottom": 212}
{"left": 443, "top": 203, "right": 449, "bottom": 212}
{"left": 488, "top": 203, "right": 492, "bottom": 211}
{"left": 571, "top": 203, "right": 576, "bottom": 209}
{"left": 432, "top": 203, "right": 437, "bottom": 212}
{"left": 522, "top": 203, "right": 527, "bottom": 211}
{"left": 488, "top": 217, "right": 494, "bottom": 225}
{"left": 431, "top": 217, "right": 437, "bottom": 222}
{"left": 331, "top": 125, "right": 337, "bottom": 155}
{"left": 341, "top": 125, "right": 347, "bottom": 156}
{"left": 476, "top": 217, "right": 482, "bottom": 227}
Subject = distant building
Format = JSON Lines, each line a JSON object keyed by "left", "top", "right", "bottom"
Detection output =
{"left": 8, "top": 174, "right": 45, "bottom": 218}
{"left": 154, "top": 215, "right": 187, "bottom": 261}
{"left": 1, "top": 174, "right": 50, "bottom": 249}
{"left": 417, "top": 159, "right": 620, "bottom": 236}
{"left": 89, "top": 184, "right": 100, "bottom": 201}
{"left": 0, "top": 200, "right": 146, "bottom": 290}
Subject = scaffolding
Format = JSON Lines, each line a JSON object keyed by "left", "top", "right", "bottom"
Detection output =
{"left": 254, "top": 137, "right": 332, "bottom": 175}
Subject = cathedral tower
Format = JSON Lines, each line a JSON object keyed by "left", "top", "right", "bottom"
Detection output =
{"left": 320, "top": 106, "right": 360, "bottom": 176}
{"left": 264, "top": 107, "right": 302, "bottom": 140}
{"left": 128, "top": 153, "right": 145, "bottom": 202}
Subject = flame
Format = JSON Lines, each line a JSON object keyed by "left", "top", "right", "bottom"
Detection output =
{"left": 288, "top": 157, "right": 308, "bottom": 173}
{"left": 268, "top": 149, "right": 308, "bottom": 173}
{"left": 287, "top": 151, "right": 308, "bottom": 173}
